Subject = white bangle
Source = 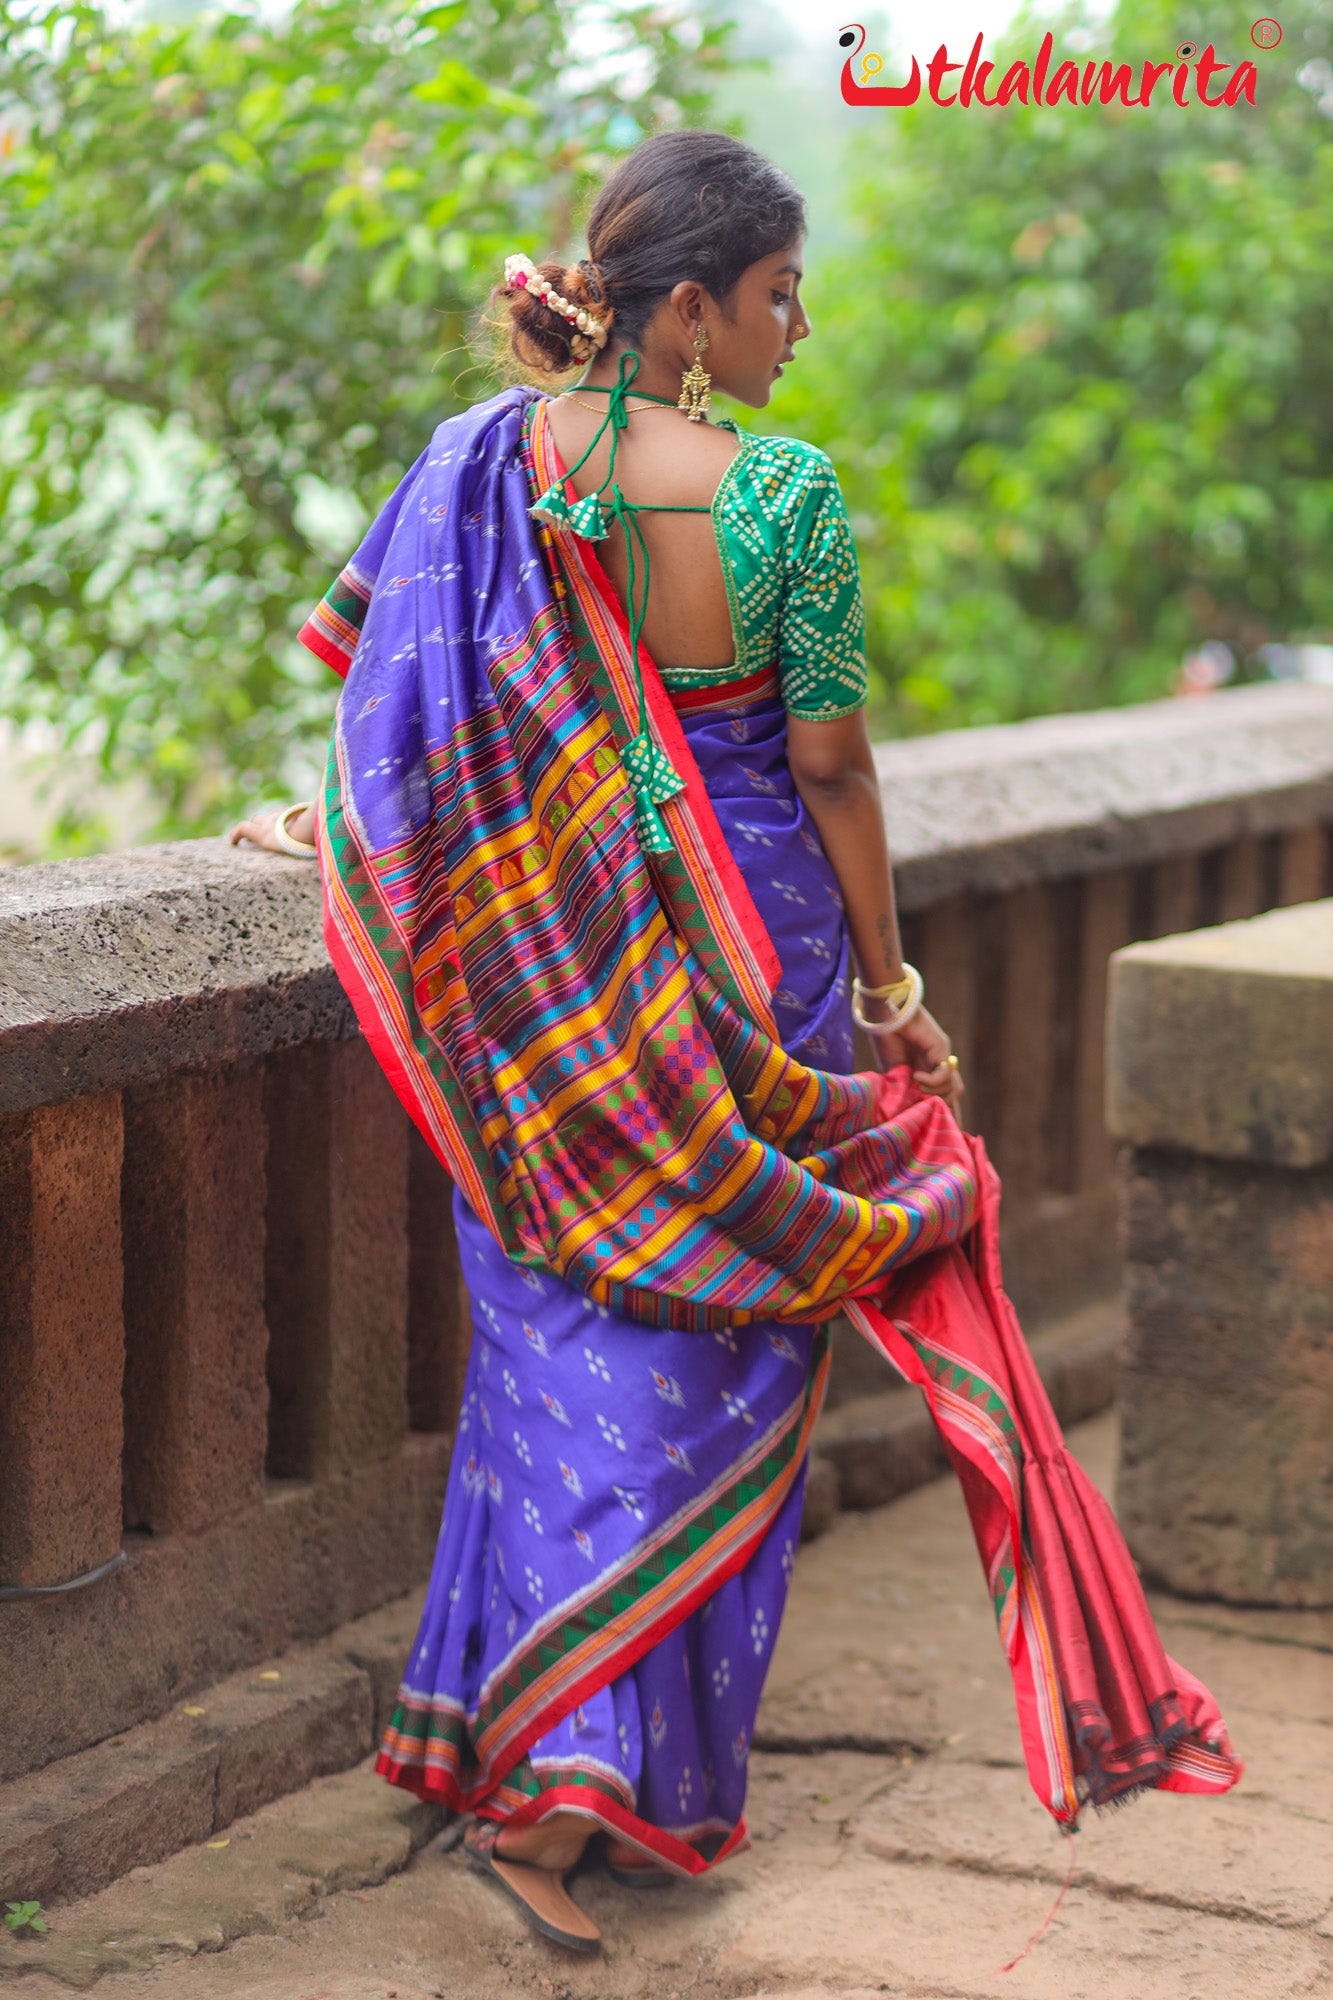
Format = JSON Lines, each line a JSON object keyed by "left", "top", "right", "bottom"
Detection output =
{"left": 273, "top": 802, "right": 317, "bottom": 858}
{"left": 851, "top": 963, "right": 923, "bottom": 1035}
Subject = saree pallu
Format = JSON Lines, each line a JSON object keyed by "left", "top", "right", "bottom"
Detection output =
{"left": 305, "top": 386, "right": 1241, "bottom": 1854}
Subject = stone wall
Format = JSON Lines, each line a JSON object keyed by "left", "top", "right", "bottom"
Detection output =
{"left": 1, "top": 681, "right": 1331, "bottom": 1778}
{"left": 1107, "top": 897, "right": 1333, "bottom": 1606}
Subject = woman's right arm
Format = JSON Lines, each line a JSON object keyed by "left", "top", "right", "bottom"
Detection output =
{"left": 787, "top": 708, "right": 962, "bottom": 1107}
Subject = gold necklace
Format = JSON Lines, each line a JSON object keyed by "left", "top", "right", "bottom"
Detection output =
{"left": 562, "top": 395, "right": 681, "bottom": 417}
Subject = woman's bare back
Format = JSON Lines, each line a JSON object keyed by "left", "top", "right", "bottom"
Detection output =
{"left": 543, "top": 396, "right": 742, "bottom": 671}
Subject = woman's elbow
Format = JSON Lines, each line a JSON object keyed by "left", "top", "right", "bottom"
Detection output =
{"left": 790, "top": 761, "right": 856, "bottom": 804}
{"left": 786, "top": 711, "right": 874, "bottom": 802}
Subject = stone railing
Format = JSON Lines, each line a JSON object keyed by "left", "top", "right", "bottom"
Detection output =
{"left": 1107, "top": 896, "right": 1333, "bottom": 1607}
{"left": 2, "top": 680, "right": 1331, "bottom": 1783}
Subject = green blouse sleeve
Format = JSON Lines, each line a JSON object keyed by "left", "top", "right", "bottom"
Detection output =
{"left": 776, "top": 444, "right": 869, "bottom": 721}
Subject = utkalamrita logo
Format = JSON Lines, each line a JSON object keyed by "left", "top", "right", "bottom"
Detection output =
{"left": 838, "top": 23, "right": 1267, "bottom": 107}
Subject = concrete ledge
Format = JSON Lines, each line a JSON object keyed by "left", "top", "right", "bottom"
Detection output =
{"left": 3, "top": 685, "right": 1329, "bottom": 1111}
{"left": 878, "top": 683, "right": 1333, "bottom": 910}
{"left": 1106, "top": 898, "right": 1333, "bottom": 1166}
{"left": 0, "top": 842, "right": 342, "bottom": 1116}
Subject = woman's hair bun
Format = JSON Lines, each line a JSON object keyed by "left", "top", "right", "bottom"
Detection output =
{"left": 494, "top": 256, "right": 614, "bottom": 377}
{"left": 488, "top": 131, "right": 804, "bottom": 379}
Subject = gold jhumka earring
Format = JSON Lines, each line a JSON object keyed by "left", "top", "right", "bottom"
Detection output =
{"left": 677, "top": 320, "right": 712, "bottom": 422}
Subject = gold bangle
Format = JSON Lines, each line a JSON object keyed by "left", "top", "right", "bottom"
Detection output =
{"left": 855, "top": 970, "right": 914, "bottom": 1002}
{"left": 273, "top": 802, "right": 317, "bottom": 858}
{"left": 851, "top": 963, "right": 924, "bottom": 1035}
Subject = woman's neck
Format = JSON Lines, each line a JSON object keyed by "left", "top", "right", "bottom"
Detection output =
{"left": 573, "top": 343, "right": 683, "bottom": 407}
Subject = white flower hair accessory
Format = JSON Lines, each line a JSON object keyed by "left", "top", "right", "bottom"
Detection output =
{"left": 502, "top": 252, "right": 609, "bottom": 361}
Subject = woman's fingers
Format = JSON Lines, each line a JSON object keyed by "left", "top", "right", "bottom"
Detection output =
{"left": 229, "top": 808, "right": 282, "bottom": 851}
{"left": 912, "top": 1057, "right": 964, "bottom": 1102}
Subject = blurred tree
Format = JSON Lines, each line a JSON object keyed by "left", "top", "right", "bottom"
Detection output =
{"left": 777, "top": 0, "right": 1333, "bottom": 730}
{"left": 0, "top": 0, "right": 730, "bottom": 840}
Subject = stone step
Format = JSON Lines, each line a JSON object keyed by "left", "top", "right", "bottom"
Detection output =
{"left": 0, "top": 1594, "right": 428, "bottom": 1913}
{"left": 0, "top": 1759, "right": 444, "bottom": 1993}
{"left": 810, "top": 1295, "right": 1122, "bottom": 1514}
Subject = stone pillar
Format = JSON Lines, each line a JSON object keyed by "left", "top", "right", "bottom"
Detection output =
{"left": 263, "top": 1038, "right": 410, "bottom": 1480}
{"left": 0, "top": 1094, "right": 125, "bottom": 1588}
{"left": 1106, "top": 898, "right": 1333, "bottom": 1606}
{"left": 120, "top": 1063, "right": 269, "bottom": 1534}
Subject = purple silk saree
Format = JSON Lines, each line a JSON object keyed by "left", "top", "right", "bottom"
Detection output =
{"left": 301, "top": 386, "right": 1241, "bottom": 1872}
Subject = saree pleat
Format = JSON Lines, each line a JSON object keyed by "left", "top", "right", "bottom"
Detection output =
{"left": 305, "top": 384, "right": 1241, "bottom": 1847}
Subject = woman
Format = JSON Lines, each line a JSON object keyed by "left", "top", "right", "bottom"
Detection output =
{"left": 232, "top": 131, "right": 1239, "bottom": 1956}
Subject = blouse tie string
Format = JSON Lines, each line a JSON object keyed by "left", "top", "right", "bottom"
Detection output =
{"left": 529, "top": 348, "right": 712, "bottom": 856}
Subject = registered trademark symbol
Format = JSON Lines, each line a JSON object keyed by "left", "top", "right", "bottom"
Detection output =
{"left": 1251, "top": 17, "right": 1282, "bottom": 47}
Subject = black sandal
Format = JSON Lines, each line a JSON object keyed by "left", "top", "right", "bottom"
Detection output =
{"left": 463, "top": 1818, "right": 602, "bottom": 1954}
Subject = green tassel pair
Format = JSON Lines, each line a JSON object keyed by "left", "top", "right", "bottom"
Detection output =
{"left": 530, "top": 484, "right": 609, "bottom": 540}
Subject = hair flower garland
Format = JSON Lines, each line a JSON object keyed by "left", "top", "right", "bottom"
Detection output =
{"left": 502, "top": 252, "right": 609, "bottom": 361}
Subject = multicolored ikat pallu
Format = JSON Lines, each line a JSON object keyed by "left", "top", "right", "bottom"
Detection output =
{"left": 301, "top": 385, "right": 1241, "bottom": 1868}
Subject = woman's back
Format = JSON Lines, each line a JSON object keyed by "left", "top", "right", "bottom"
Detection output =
{"left": 543, "top": 395, "right": 741, "bottom": 672}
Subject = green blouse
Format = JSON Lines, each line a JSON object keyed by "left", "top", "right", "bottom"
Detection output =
{"left": 663, "top": 418, "right": 870, "bottom": 722}
{"left": 526, "top": 355, "right": 870, "bottom": 851}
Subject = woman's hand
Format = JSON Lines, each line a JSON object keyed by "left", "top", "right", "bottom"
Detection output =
{"left": 227, "top": 804, "right": 316, "bottom": 855}
{"left": 860, "top": 1001, "right": 964, "bottom": 1110}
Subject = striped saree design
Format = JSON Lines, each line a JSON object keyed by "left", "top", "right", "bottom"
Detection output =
{"left": 305, "top": 385, "right": 1241, "bottom": 1842}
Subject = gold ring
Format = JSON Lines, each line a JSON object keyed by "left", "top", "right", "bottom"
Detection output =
{"left": 945, "top": 1055, "right": 960, "bottom": 1070}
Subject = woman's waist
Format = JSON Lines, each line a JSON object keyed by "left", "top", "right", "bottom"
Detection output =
{"left": 658, "top": 658, "right": 779, "bottom": 718}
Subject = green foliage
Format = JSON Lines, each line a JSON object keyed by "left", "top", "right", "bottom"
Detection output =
{"left": 0, "top": 0, "right": 731, "bottom": 840}
{"left": 3, "top": 1902, "right": 47, "bottom": 1935}
{"left": 777, "top": 0, "right": 1333, "bottom": 731}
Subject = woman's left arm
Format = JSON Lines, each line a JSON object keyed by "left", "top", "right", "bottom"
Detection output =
{"left": 787, "top": 709, "right": 962, "bottom": 1105}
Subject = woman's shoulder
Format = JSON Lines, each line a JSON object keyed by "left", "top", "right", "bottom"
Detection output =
{"left": 715, "top": 424, "right": 844, "bottom": 546}
{"left": 719, "top": 422, "right": 839, "bottom": 489}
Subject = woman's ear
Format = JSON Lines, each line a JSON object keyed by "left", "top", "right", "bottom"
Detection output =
{"left": 666, "top": 278, "right": 709, "bottom": 337}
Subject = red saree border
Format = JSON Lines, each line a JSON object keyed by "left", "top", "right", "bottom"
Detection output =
{"left": 317, "top": 733, "right": 496, "bottom": 1229}
{"left": 480, "top": 1788, "right": 751, "bottom": 1880}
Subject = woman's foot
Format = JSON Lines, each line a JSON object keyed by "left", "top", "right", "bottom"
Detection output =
{"left": 495, "top": 1813, "right": 592, "bottom": 1872}
{"left": 463, "top": 1816, "right": 601, "bottom": 1954}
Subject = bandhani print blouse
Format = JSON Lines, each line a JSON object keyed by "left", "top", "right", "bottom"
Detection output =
{"left": 650, "top": 418, "right": 870, "bottom": 721}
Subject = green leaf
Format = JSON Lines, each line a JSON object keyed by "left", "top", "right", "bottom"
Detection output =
{"left": 0, "top": 0, "right": 733, "bottom": 847}
{"left": 410, "top": 58, "right": 492, "bottom": 109}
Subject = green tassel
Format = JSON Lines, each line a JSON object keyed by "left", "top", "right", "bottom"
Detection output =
{"left": 567, "top": 490, "right": 610, "bottom": 540}
{"left": 633, "top": 793, "right": 675, "bottom": 855}
{"left": 622, "top": 732, "right": 683, "bottom": 856}
{"left": 528, "top": 483, "right": 572, "bottom": 527}
{"left": 623, "top": 732, "right": 686, "bottom": 807}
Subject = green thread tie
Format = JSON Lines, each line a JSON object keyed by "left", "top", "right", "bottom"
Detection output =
{"left": 533, "top": 349, "right": 713, "bottom": 857}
